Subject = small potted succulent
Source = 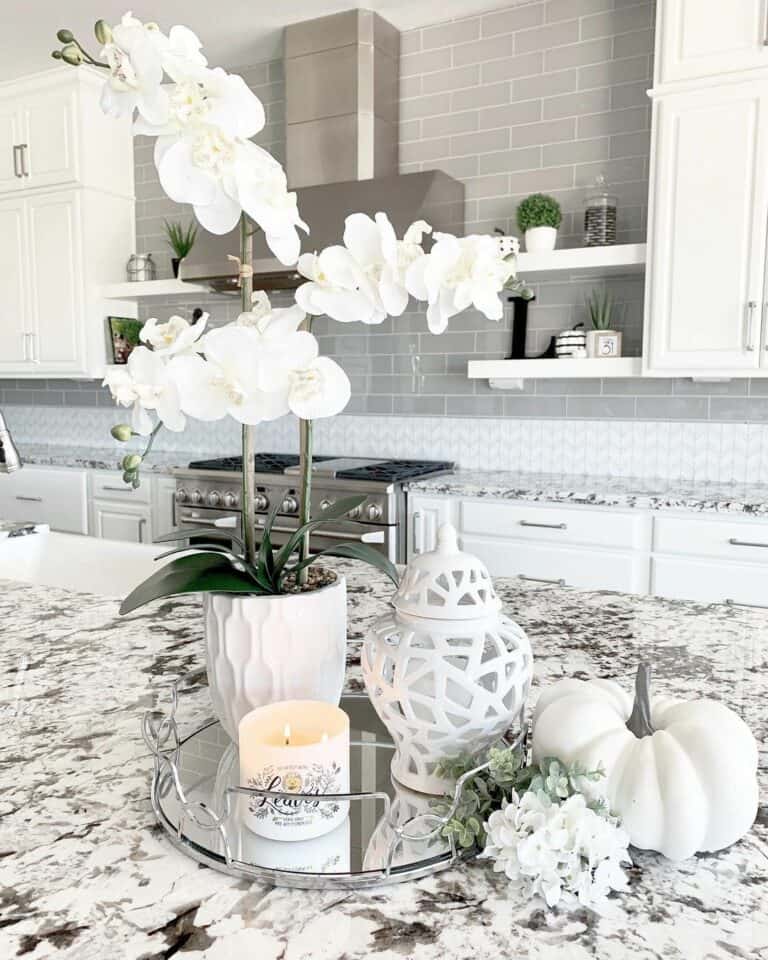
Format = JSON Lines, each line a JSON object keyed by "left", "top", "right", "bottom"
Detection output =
{"left": 516, "top": 193, "right": 561, "bottom": 253}
{"left": 163, "top": 219, "right": 198, "bottom": 277}
{"left": 585, "top": 288, "right": 622, "bottom": 358}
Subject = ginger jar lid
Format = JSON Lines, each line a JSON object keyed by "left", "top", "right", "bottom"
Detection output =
{"left": 393, "top": 523, "right": 501, "bottom": 620}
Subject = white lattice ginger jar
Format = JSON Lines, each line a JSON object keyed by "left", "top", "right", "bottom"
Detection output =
{"left": 362, "top": 525, "right": 533, "bottom": 795}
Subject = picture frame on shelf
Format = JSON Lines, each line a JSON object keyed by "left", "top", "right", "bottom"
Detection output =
{"left": 107, "top": 316, "right": 143, "bottom": 365}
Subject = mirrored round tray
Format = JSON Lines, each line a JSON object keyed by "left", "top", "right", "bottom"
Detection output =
{"left": 143, "top": 673, "right": 524, "bottom": 890}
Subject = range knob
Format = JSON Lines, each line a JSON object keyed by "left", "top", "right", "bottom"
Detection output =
{"left": 319, "top": 498, "right": 332, "bottom": 512}
{"left": 366, "top": 503, "right": 383, "bottom": 522}
{"left": 254, "top": 493, "right": 269, "bottom": 511}
{"left": 347, "top": 505, "right": 361, "bottom": 520}
{"left": 282, "top": 494, "right": 299, "bottom": 514}
{"left": 190, "top": 489, "right": 203, "bottom": 505}
{"left": 175, "top": 488, "right": 188, "bottom": 503}
{"left": 207, "top": 490, "right": 221, "bottom": 507}
{"left": 223, "top": 491, "right": 239, "bottom": 509}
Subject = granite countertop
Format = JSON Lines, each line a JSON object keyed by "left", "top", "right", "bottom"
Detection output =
{"left": 407, "top": 470, "right": 768, "bottom": 516}
{"left": 1, "top": 559, "right": 766, "bottom": 959}
{"left": 17, "top": 443, "right": 207, "bottom": 475}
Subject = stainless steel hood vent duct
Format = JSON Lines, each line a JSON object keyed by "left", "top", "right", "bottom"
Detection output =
{"left": 180, "top": 9, "right": 465, "bottom": 293}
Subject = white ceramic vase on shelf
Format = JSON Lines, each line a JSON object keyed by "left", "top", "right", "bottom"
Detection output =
{"left": 524, "top": 225, "right": 557, "bottom": 252}
{"left": 362, "top": 525, "right": 533, "bottom": 795}
{"left": 204, "top": 577, "right": 347, "bottom": 741}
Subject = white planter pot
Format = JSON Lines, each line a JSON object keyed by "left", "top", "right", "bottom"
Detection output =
{"left": 524, "top": 226, "right": 557, "bottom": 252}
{"left": 204, "top": 576, "right": 347, "bottom": 741}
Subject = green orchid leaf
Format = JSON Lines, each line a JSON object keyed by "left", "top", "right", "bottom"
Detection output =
{"left": 271, "top": 495, "right": 367, "bottom": 574}
{"left": 153, "top": 527, "right": 245, "bottom": 552}
{"left": 287, "top": 541, "right": 400, "bottom": 588}
{"left": 151, "top": 544, "right": 274, "bottom": 593}
{"left": 120, "top": 552, "right": 266, "bottom": 615}
{"left": 257, "top": 500, "right": 281, "bottom": 587}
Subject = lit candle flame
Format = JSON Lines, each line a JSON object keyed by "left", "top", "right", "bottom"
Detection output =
{"left": 283, "top": 723, "right": 291, "bottom": 746}
{"left": 321, "top": 732, "right": 328, "bottom": 743}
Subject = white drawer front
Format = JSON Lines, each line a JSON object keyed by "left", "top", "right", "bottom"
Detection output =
{"left": 461, "top": 500, "right": 647, "bottom": 550}
{"left": 92, "top": 470, "right": 151, "bottom": 504}
{"left": 652, "top": 556, "right": 768, "bottom": 606}
{"left": 654, "top": 515, "right": 768, "bottom": 564}
{"left": 461, "top": 535, "right": 647, "bottom": 594}
{"left": 0, "top": 466, "right": 87, "bottom": 533}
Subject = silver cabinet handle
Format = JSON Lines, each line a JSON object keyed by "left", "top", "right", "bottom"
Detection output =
{"left": 725, "top": 598, "right": 768, "bottom": 609}
{"left": 728, "top": 537, "right": 768, "bottom": 548}
{"left": 256, "top": 520, "right": 385, "bottom": 544}
{"left": 744, "top": 300, "right": 757, "bottom": 351}
{"left": 20, "top": 332, "right": 27, "bottom": 360}
{"left": 19, "top": 143, "right": 28, "bottom": 177}
{"left": 12, "top": 145, "right": 22, "bottom": 178}
{"left": 518, "top": 574, "right": 566, "bottom": 586}
{"left": 15, "top": 495, "right": 42, "bottom": 502}
{"left": 138, "top": 517, "right": 146, "bottom": 542}
{"left": 31, "top": 333, "right": 38, "bottom": 363}
{"left": 519, "top": 520, "right": 567, "bottom": 530}
{"left": 102, "top": 485, "right": 132, "bottom": 493}
{"left": 413, "top": 511, "right": 425, "bottom": 554}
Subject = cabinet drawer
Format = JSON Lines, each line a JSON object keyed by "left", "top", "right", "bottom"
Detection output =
{"left": 461, "top": 535, "right": 647, "bottom": 594}
{"left": 654, "top": 515, "right": 768, "bottom": 564}
{"left": 461, "top": 500, "right": 647, "bottom": 550}
{"left": 652, "top": 556, "right": 768, "bottom": 606}
{"left": 0, "top": 466, "right": 87, "bottom": 533}
{"left": 91, "top": 470, "right": 151, "bottom": 504}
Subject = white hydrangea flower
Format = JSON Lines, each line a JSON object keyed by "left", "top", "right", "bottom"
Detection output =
{"left": 482, "top": 790, "right": 630, "bottom": 912}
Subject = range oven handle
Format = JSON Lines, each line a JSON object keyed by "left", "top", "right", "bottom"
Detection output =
{"left": 178, "top": 514, "right": 238, "bottom": 528}
{"left": 257, "top": 521, "right": 385, "bottom": 544}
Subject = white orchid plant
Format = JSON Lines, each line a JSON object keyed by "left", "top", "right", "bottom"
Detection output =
{"left": 52, "top": 14, "right": 526, "bottom": 611}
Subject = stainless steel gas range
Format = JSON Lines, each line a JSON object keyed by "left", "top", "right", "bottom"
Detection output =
{"left": 172, "top": 454, "right": 454, "bottom": 564}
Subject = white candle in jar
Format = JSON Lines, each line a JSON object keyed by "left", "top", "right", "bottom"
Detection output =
{"left": 239, "top": 700, "right": 350, "bottom": 841}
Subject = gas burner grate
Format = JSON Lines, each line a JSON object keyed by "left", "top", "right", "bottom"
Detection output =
{"left": 187, "top": 453, "right": 337, "bottom": 474}
{"left": 336, "top": 460, "right": 455, "bottom": 482}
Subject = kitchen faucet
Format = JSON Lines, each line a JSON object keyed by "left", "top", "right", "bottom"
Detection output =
{"left": 0, "top": 409, "right": 22, "bottom": 473}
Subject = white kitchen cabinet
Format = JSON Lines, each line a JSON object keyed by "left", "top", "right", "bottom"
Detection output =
{"left": 0, "top": 196, "right": 29, "bottom": 369}
{"left": 91, "top": 500, "right": 152, "bottom": 544}
{"left": 0, "top": 466, "right": 88, "bottom": 533}
{"left": 0, "top": 67, "right": 133, "bottom": 197}
{"left": 152, "top": 476, "right": 180, "bottom": 540}
{"left": 651, "top": 556, "right": 768, "bottom": 605}
{"left": 644, "top": 80, "right": 768, "bottom": 375}
{"left": 656, "top": 0, "right": 768, "bottom": 86}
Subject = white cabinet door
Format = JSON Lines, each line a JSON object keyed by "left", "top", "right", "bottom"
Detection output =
{"left": 19, "top": 86, "right": 78, "bottom": 189}
{"left": 25, "top": 190, "right": 84, "bottom": 372}
{"left": 657, "top": 0, "right": 768, "bottom": 84}
{"left": 651, "top": 555, "right": 768, "bottom": 605}
{"left": 0, "top": 100, "right": 22, "bottom": 192}
{"left": 0, "top": 197, "right": 30, "bottom": 369}
{"left": 91, "top": 500, "right": 151, "bottom": 543}
{"left": 645, "top": 82, "right": 768, "bottom": 375}
{"left": 152, "top": 476, "right": 179, "bottom": 540}
{"left": 0, "top": 466, "right": 88, "bottom": 533}
{"left": 407, "top": 494, "right": 456, "bottom": 557}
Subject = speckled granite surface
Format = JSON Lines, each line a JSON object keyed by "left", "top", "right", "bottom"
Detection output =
{"left": 1, "top": 558, "right": 766, "bottom": 958}
{"left": 17, "top": 443, "right": 205, "bottom": 475}
{"left": 407, "top": 470, "right": 768, "bottom": 516}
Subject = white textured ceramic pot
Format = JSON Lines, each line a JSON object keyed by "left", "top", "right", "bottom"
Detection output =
{"left": 204, "top": 577, "right": 347, "bottom": 741}
{"left": 524, "top": 225, "right": 557, "bottom": 252}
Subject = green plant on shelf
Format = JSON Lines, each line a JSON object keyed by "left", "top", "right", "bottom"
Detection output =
{"left": 163, "top": 219, "right": 198, "bottom": 259}
{"left": 586, "top": 288, "right": 614, "bottom": 330}
{"left": 516, "top": 193, "right": 562, "bottom": 232}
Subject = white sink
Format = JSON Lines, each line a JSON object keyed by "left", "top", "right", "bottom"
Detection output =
{"left": 0, "top": 530, "right": 164, "bottom": 597}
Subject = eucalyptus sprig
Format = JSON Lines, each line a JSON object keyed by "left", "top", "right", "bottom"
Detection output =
{"left": 433, "top": 749, "right": 607, "bottom": 849}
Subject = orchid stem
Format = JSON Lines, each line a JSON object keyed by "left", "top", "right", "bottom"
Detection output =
{"left": 297, "top": 316, "right": 314, "bottom": 585}
{"left": 239, "top": 213, "right": 257, "bottom": 567}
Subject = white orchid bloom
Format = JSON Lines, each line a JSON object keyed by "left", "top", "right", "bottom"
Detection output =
{"left": 100, "top": 13, "right": 168, "bottom": 126}
{"left": 405, "top": 232, "right": 515, "bottom": 334}
{"left": 153, "top": 24, "right": 207, "bottom": 83}
{"left": 236, "top": 146, "right": 308, "bottom": 263}
{"left": 139, "top": 312, "right": 208, "bottom": 356}
{"left": 295, "top": 246, "right": 379, "bottom": 323}
{"left": 102, "top": 346, "right": 185, "bottom": 435}
{"left": 235, "top": 290, "right": 272, "bottom": 326}
{"left": 170, "top": 326, "right": 287, "bottom": 424}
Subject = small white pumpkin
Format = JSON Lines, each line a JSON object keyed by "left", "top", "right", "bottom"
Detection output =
{"left": 532, "top": 664, "right": 758, "bottom": 861}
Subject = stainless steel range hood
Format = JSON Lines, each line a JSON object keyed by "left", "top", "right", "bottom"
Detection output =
{"left": 180, "top": 9, "right": 465, "bottom": 293}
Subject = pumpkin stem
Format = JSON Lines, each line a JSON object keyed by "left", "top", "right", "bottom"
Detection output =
{"left": 626, "top": 663, "right": 654, "bottom": 738}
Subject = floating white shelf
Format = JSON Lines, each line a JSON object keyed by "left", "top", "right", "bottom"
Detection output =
{"left": 469, "top": 357, "right": 642, "bottom": 389}
{"left": 100, "top": 278, "right": 210, "bottom": 299}
{"left": 515, "top": 243, "right": 646, "bottom": 279}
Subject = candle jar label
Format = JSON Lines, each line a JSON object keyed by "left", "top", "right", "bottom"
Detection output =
{"left": 244, "top": 760, "right": 349, "bottom": 841}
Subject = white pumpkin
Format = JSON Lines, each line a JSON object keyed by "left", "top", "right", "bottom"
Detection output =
{"left": 532, "top": 664, "right": 758, "bottom": 861}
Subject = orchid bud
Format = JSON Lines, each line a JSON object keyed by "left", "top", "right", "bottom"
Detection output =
{"left": 94, "top": 20, "right": 112, "bottom": 44}
{"left": 56, "top": 28, "right": 74, "bottom": 43}
{"left": 122, "top": 454, "right": 142, "bottom": 471}
{"left": 60, "top": 44, "right": 83, "bottom": 66}
{"left": 122, "top": 470, "right": 135, "bottom": 485}
{"left": 51, "top": 50, "right": 63, "bottom": 60}
{"left": 111, "top": 424, "right": 133, "bottom": 442}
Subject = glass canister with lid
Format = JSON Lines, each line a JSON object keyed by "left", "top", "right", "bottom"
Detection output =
{"left": 584, "top": 174, "right": 617, "bottom": 246}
